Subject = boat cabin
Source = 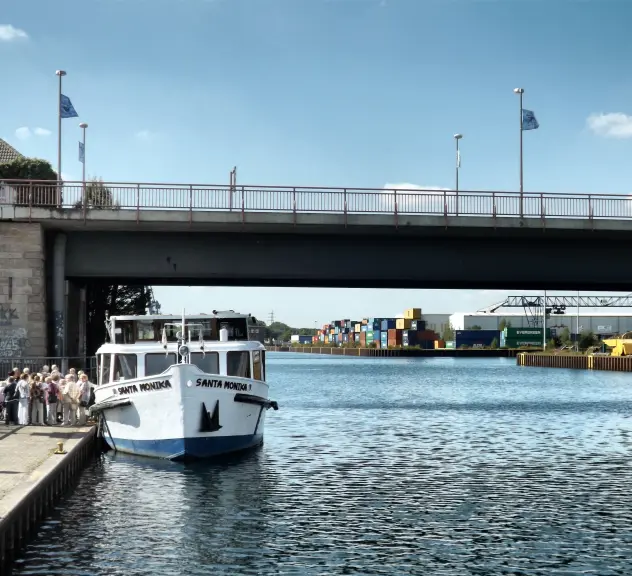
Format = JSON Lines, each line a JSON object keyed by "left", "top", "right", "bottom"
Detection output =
{"left": 108, "top": 313, "right": 253, "bottom": 344}
{"left": 96, "top": 342, "right": 265, "bottom": 387}
{"left": 96, "top": 313, "right": 266, "bottom": 387}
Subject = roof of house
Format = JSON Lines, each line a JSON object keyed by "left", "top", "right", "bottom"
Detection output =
{"left": 0, "top": 139, "right": 24, "bottom": 165}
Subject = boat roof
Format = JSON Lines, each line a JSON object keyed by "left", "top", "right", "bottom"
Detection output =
{"left": 110, "top": 312, "right": 252, "bottom": 321}
{"left": 96, "top": 340, "right": 265, "bottom": 355}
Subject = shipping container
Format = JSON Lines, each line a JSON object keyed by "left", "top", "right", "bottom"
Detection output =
{"left": 380, "top": 332, "right": 388, "bottom": 346}
{"left": 434, "top": 340, "right": 446, "bottom": 349}
{"left": 387, "top": 328, "right": 402, "bottom": 346}
{"left": 504, "top": 328, "right": 551, "bottom": 338}
{"left": 396, "top": 318, "right": 412, "bottom": 330}
{"left": 410, "top": 320, "right": 427, "bottom": 331}
{"left": 445, "top": 340, "right": 455, "bottom": 349}
{"left": 404, "top": 308, "right": 422, "bottom": 320}
{"left": 380, "top": 319, "right": 397, "bottom": 331}
{"left": 455, "top": 330, "right": 500, "bottom": 347}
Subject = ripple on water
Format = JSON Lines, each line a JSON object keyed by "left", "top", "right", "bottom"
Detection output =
{"left": 10, "top": 356, "right": 632, "bottom": 575}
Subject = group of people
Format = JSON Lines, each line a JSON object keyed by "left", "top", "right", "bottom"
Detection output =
{"left": 0, "top": 365, "right": 95, "bottom": 427}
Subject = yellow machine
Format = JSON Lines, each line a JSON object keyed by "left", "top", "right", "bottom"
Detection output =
{"left": 603, "top": 332, "right": 632, "bottom": 356}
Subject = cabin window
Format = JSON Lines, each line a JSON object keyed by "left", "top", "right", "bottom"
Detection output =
{"left": 227, "top": 351, "right": 251, "bottom": 378}
{"left": 252, "top": 350, "right": 264, "bottom": 381}
{"left": 188, "top": 321, "right": 213, "bottom": 341}
{"left": 145, "top": 353, "right": 176, "bottom": 377}
{"left": 100, "top": 353, "right": 111, "bottom": 385}
{"left": 136, "top": 321, "right": 156, "bottom": 341}
{"left": 191, "top": 352, "right": 220, "bottom": 374}
{"left": 113, "top": 354, "right": 137, "bottom": 382}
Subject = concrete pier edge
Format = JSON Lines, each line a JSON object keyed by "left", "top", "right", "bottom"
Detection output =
{"left": 517, "top": 353, "right": 632, "bottom": 372}
{"left": 0, "top": 427, "right": 98, "bottom": 571}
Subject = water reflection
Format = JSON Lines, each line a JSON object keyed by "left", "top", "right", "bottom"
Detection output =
{"left": 10, "top": 356, "right": 632, "bottom": 575}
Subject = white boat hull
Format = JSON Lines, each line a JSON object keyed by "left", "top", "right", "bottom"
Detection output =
{"left": 93, "top": 364, "right": 273, "bottom": 460}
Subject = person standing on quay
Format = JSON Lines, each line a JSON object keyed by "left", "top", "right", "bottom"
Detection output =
{"left": 30, "top": 374, "right": 44, "bottom": 425}
{"left": 45, "top": 376, "right": 59, "bottom": 425}
{"left": 61, "top": 374, "right": 79, "bottom": 426}
{"left": 3, "top": 377, "right": 18, "bottom": 425}
{"left": 17, "top": 373, "right": 30, "bottom": 425}
{"left": 77, "top": 373, "right": 91, "bottom": 426}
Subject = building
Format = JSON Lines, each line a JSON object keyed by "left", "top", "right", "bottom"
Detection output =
{"left": 0, "top": 138, "right": 24, "bottom": 204}
{"left": 420, "top": 313, "right": 451, "bottom": 337}
{"left": 449, "top": 312, "right": 632, "bottom": 337}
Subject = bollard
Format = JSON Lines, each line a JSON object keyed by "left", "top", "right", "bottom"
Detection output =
{"left": 54, "top": 441, "right": 67, "bottom": 455}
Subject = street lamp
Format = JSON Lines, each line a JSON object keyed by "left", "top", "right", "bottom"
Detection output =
{"left": 79, "top": 122, "right": 88, "bottom": 210}
{"left": 454, "top": 133, "right": 462, "bottom": 215}
{"left": 79, "top": 122, "right": 88, "bottom": 183}
{"left": 513, "top": 87, "right": 525, "bottom": 217}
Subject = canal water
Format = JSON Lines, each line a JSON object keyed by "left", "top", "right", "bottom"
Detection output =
{"left": 10, "top": 355, "right": 632, "bottom": 575}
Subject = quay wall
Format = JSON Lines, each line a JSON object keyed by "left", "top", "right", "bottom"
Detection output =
{"left": 0, "top": 427, "right": 98, "bottom": 571}
{"left": 266, "top": 346, "right": 533, "bottom": 358}
{"left": 0, "top": 222, "right": 47, "bottom": 359}
{"left": 518, "top": 353, "right": 632, "bottom": 372}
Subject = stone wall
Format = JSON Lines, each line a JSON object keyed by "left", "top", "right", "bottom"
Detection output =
{"left": 0, "top": 223, "right": 46, "bottom": 359}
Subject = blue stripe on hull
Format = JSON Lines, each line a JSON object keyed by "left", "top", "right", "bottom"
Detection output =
{"left": 106, "top": 434, "right": 263, "bottom": 460}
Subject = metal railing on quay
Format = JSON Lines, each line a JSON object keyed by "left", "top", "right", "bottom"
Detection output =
{"left": 1, "top": 180, "right": 631, "bottom": 221}
{"left": 0, "top": 356, "right": 97, "bottom": 380}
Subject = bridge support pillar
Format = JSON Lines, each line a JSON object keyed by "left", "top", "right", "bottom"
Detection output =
{"left": 52, "top": 233, "right": 66, "bottom": 370}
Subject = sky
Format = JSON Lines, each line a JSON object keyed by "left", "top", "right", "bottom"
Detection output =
{"left": 2, "top": 0, "right": 632, "bottom": 326}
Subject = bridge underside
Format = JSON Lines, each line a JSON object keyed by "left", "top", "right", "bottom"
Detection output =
{"left": 61, "top": 229, "right": 632, "bottom": 291}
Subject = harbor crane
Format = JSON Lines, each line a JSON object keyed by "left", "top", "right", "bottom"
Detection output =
{"left": 477, "top": 294, "right": 632, "bottom": 327}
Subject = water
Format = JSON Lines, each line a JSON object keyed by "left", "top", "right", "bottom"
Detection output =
{"left": 10, "top": 355, "right": 632, "bottom": 575}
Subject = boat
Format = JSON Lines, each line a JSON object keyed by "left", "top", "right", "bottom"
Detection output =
{"left": 90, "top": 310, "right": 278, "bottom": 460}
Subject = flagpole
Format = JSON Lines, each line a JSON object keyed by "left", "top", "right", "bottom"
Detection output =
{"left": 56, "top": 70, "right": 66, "bottom": 206}
{"left": 514, "top": 87, "right": 524, "bottom": 218}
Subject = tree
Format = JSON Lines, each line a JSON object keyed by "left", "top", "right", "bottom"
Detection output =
{"left": 0, "top": 157, "right": 58, "bottom": 206}
{"left": 442, "top": 324, "right": 454, "bottom": 341}
{"left": 470, "top": 325, "right": 482, "bottom": 330}
{"left": 86, "top": 283, "right": 157, "bottom": 356}
{"left": 499, "top": 319, "right": 512, "bottom": 331}
{"left": 74, "top": 177, "right": 119, "bottom": 210}
{"left": 558, "top": 327, "right": 571, "bottom": 346}
{"left": 578, "top": 330, "right": 597, "bottom": 351}
{"left": 490, "top": 337, "right": 499, "bottom": 349}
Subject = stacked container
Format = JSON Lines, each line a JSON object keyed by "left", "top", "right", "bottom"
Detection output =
{"left": 501, "top": 327, "right": 550, "bottom": 348}
{"left": 455, "top": 330, "right": 500, "bottom": 348}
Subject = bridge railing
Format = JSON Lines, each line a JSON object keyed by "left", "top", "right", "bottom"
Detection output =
{"left": 1, "top": 180, "right": 631, "bottom": 220}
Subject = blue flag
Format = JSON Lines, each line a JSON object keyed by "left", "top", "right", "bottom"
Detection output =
{"left": 79, "top": 141, "right": 85, "bottom": 164}
{"left": 522, "top": 109, "right": 539, "bottom": 131}
{"left": 60, "top": 94, "right": 78, "bottom": 119}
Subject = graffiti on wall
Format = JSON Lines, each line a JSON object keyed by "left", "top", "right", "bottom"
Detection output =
{"left": 0, "top": 304, "right": 19, "bottom": 327}
{"left": 0, "top": 305, "right": 29, "bottom": 358}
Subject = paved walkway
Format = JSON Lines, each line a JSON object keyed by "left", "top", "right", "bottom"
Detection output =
{"left": 0, "top": 424, "right": 93, "bottom": 511}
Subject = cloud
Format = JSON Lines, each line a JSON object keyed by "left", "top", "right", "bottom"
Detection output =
{"left": 135, "top": 130, "right": 156, "bottom": 141}
{"left": 15, "top": 127, "right": 31, "bottom": 140}
{"left": 14, "top": 126, "right": 52, "bottom": 140}
{"left": 0, "top": 25, "right": 28, "bottom": 42}
{"left": 586, "top": 113, "right": 632, "bottom": 139}
{"left": 372, "top": 182, "right": 452, "bottom": 214}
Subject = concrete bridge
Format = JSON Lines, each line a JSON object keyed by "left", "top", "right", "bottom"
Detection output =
{"left": 1, "top": 179, "right": 632, "bottom": 360}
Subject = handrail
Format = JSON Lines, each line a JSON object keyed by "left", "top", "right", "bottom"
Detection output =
{"left": 0, "top": 180, "right": 631, "bottom": 220}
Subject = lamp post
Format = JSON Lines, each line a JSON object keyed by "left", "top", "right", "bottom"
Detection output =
{"left": 513, "top": 87, "right": 524, "bottom": 217}
{"left": 79, "top": 122, "right": 88, "bottom": 210}
{"left": 454, "top": 133, "right": 462, "bottom": 215}
{"left": 79, "top": 122, "right": 88, "bottom": 182}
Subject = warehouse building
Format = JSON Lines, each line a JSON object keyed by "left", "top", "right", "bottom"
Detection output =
{"left": 449, "top": 312, "right": 632, "bottom": 337}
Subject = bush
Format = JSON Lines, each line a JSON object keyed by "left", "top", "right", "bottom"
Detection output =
{"left": 490, "top": 338, "right": 499, "bottom": 349}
